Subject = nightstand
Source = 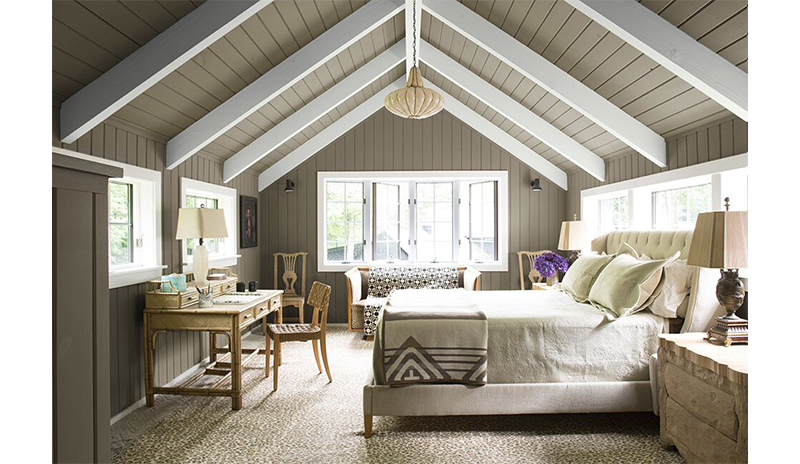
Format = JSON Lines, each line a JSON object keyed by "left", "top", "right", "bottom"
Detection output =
{"left": 658, "top": 333, "right": 748, "bottom": 463}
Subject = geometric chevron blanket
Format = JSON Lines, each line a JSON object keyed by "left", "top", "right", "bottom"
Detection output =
{"left": 375, "top": 289, "right": 487, "bottom": 386}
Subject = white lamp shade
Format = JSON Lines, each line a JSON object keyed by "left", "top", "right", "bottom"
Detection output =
{"left": 175, "top": 208, "right": 228, "bottom": 240}
{"left": 687, "top": 210, "right": 748, "bottom": 269}
{"left": 558, "top": 220, "right": 588, "bottom": 251}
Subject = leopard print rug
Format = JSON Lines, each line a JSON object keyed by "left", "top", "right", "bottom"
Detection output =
{"left": 111, "top": 327, "right": 684, "bottom": 464}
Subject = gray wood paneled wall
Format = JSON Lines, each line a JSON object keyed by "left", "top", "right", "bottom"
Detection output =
{"left": 259, "top": 108, "right": 568, "bottom": 324}
{"left": 52, "top": 108, "right": 262, "bottom": 417}
{"left": 567, "top": 116, "right": 748, "bottom": 218}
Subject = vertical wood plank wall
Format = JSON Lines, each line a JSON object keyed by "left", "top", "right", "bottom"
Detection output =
{"left": 566, "top": 117, "right": 748, "bottom": 218}
{"left": 259, "top": 108, "right": 568, "bottom": 324}
{"left": 53, "top": 109, "right": 262, "bottom": 417}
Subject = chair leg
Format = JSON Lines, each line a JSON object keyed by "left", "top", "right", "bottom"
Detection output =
{"left": 320, "top": 334, "right": 332, "bottom": 382}
{"left": 299, "top": 303, "right": 304, "bottom": 324}
{"left": 265, "top": 332, "right": 271, "bottom": 378}
{"left": 312, "top": 339, "right": 322, "bottom": 373}
{"left": 273, "top": 336, "right": 280, "bottom": 391}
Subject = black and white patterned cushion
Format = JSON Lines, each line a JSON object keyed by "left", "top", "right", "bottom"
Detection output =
{"left": 363, "top": 267, "right": 459, "bottom": 335}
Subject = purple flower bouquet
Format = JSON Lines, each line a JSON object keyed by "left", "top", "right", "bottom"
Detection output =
{"left": 533, "top": 252, "right": 570, "bottom": 279}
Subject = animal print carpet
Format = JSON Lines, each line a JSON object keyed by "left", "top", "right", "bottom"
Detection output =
{"left": 111, "top": 326, "right": 684, "bottom": 464}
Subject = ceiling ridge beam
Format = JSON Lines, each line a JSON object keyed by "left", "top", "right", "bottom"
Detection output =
{"left": 60, "top": 0, "right": 273, "bottom": 144}
{"left": 425, "top": 81, "right": 568, "bottom": 190}
{"left": 258, "top": 78, "right": 406, "bottom": 191}
{"left": 563, "top": 0, "right": 747, "bottom": 121}
{"left": 167, "top": 0, "right": 405, "bottom": 170}
{"left": 423, "top": 0, "right": 666, "bottom": 168}
{"left": 226, "top": 41, "right": 406, "bottom": 183}
{"left": 421, "top": 40, "right": 605, "bottom": 182}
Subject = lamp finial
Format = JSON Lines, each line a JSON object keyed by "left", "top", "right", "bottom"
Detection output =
{"left": 573, "top": 213, "right": 577, "bottom": 221}
{"left": 724, "top": 197, "right": 730, "bottom": 211}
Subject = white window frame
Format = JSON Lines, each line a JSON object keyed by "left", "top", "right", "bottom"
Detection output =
{"left": 52, "top": 147, "right": 165, "bottom": 289}
{"left": 317, "top": 171, "right": 508, "bottom": 272}
{"left": 180, "top": 178, "right": 240, "bottom": 272}
{"left": 581, "top": 153, "right": 748, "bottom": 240}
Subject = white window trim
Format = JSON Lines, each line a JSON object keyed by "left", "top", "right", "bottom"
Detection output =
{"left": 317, "top": 171, "right": 508, "bottom": 272}
{"left": 180, "top": 178, "right": 240, "bottom": 272}
{"left": 581, "top": 153, "right": 748, "bottom": 240}
{"left": 52, "top": 147, "right": 166, "bottom": 289}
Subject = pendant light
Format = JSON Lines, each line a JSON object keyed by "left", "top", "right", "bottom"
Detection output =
{"left": 384, "top": 0, "right": 444, "bottom": 119}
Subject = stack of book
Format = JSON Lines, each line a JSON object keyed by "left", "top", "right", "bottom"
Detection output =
{"left": 707, "top": 316, "right": 748, "bottom": 346}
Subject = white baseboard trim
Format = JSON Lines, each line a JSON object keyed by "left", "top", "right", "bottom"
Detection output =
{"left": 110, "top": 398, "right": 146, "bottom": 426}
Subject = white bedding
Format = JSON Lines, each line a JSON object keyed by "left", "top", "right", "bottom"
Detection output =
{"left": 374, "top": 288, "right": 667, "bottom": 384}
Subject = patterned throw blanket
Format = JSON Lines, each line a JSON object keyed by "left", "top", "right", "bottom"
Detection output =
{"left": 363, "top": 266, "right": 460, "bottom": 336}
{"left": 374, "top": 289, "right": 488, "bottom": 386}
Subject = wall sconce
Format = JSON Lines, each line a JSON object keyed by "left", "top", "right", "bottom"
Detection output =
{"left": 284, "top": 179, "right": 295, "bottom": 193}
{"left": 530, "top": 178, "right": 542, "bottom": 192}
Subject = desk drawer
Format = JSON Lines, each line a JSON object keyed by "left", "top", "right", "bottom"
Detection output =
{"left": 238, "top": 307, "right": 257, "bottom": 326}
{"left": 269, "top": 295, "right": 282, "bottom": 310}
{"left": 254, "top": 302, "right": 271, "bottom": 319}
{"left": 220, "top": 280, "right": 237, "bottom": 295}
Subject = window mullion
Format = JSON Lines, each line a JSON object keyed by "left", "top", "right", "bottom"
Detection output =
{"left": 452, "top": 181, "right": 459, "bottom": 263}
{"left": 409, "top": 181, "right": 416, "bottom": 262}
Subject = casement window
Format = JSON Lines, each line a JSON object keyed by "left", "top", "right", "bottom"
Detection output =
{"left": 180, "top": 178, "right": 239, "bottom": 271}
{"left": 51, "top": 148, "right": 165, "bottom": 289}
{"left": 581, "top": 154, "right": 748, "bottom": 239}
{"left": 318, "top": 171, "right": 508, "bottom": 272}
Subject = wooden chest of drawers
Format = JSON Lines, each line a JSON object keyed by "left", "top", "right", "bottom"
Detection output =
{"left": 658, "top": 333, "right": 748, "bottom": 463}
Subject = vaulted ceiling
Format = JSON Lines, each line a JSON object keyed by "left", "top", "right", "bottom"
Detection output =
{"left": 52, "top": 0, "right": 748, "bottom": 190}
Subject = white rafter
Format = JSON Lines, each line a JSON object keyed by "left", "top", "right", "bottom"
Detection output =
{"left": 167, "top": 0, "right": 405, "bottom": 170}
{"left": 59, "top": 0, "right": 273, "bottom": 144}
{"left": 423, "top": 0, "right": 666, "bottom": 168}
{"left": 258, "top": 78, "right": 406, "bottom": 191}
{"left": 563, "top": 0, "right": 747, "bottom": 122}
{"left": 424, "top": 81, "right": 568, "bottom": 190}
{"left": 405, "top": 0, "right": 422, "bottom": 76}
{"left": 421, "top": 41, "right": 605, "bottom": 182}
{"left": 225, "top": 41, "right": 406, "bottom": 183}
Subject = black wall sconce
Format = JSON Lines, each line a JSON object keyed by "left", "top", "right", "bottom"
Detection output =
{"left": 284, "top": 179, "right": 295, "bottom": 192}
{"left": 530, "top": 178, "right": 542, "bottom": 192}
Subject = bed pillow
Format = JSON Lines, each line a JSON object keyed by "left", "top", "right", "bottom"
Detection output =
{"left": 616, "top": 241, "right": 639, "bottom": 257}
{"left": 647, "top": 259, "right": 693, "bottom": 318}
{"left": 588, "top": 251, "right": 680, "bottom": 320}
{"left": 560, "top": 253, "right": 616, "bottom": 302}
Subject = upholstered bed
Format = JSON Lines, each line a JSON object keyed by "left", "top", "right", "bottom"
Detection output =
{"left": 362, "top": 230, "right": 728, "bottom": 438}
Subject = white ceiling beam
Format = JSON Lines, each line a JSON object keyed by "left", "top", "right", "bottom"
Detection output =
{"left": 226, "top": 41, "right": 406, "bottom": 183}
{"left": 167, "top": 0, "right": 404, "bottom": 170}
{"left": 421, "top": 41, "right": 605, "bottom": 182}
{"left": 425, "top": 81, "right": 568, "bottom": 190}
{"left": 423, "top": 0, "right": 666, "bottom": 168}
{"left": 258, "top": 78, "right": 406, "bottom": 191}
{"left": 563, "top": 0, "right": 747, "bottom": 121}
{"left": 59, "top": 0, "right": 272, "bottom": 144}
{"left": 405, "top": 0, "right": 422, "bottom": 75}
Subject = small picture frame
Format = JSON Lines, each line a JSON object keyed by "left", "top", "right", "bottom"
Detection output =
{"left": 239, "top": 195, "right": 258, "bottom": 248}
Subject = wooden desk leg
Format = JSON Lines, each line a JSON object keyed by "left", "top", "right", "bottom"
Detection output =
{"left": 143, "top": 316, "right": 155, "bottom": 407}
{"left": 231, "top": 320, "right": 243, "bottom": 410}
{"left": 277, "top": 303, "right": 283, "bottom": 365}
{"left": 209, "top": 331, "right": 217, "bottom": 362}
{"left": 263, "top": 316, "right": 270, "bottom": 378}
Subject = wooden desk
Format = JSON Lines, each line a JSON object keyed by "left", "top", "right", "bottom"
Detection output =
{"left": 144, "top": 290, "right": 283, "bottom": 410}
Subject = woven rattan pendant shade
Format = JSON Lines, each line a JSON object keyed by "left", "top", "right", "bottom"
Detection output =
{"left": 384, "top": 66, "right": 444, "bottom": 119}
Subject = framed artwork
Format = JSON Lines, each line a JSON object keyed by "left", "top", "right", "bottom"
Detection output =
{"left": 239, "top": 195, "right": 258, "bottom": 248}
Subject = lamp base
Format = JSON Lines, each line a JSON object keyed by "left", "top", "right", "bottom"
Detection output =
{"left": 706, "top": 316, "right": 748, "bottom": 347}
{"left": 567, "top": 250, "right": 580, "bottom": 267}
{"left": 193, "top": 244, "right": 210, "bottom": 288}
{"left": 716, "top": 269, "right": 745, "bottom": 319}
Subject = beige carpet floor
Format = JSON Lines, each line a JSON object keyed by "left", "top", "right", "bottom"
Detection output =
{"left": 111, "top": 326, "right": 684, "bottom": 463}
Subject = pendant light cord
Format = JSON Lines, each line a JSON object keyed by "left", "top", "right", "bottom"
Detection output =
{"left": 412, "top": 0, "right": 417, "bottom": 66}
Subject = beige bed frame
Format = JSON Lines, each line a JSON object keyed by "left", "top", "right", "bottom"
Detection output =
{"left": 362, "top": 230, "right": 727, "bottom": 438}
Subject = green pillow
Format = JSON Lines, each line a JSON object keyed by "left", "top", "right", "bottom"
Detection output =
{"left": 560, "top": 253, "right": 616, "bottom": 302}
{"left": 616, "top": 241, "right": 639, "bottom": 257}
{"left": 588, "top": 251, "right": 680, "bottom": 320}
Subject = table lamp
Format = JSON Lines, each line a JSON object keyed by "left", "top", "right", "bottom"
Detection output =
{"left": 558, "top": 214, "right": 588, "bottom": 266}
{"left": 687, "top": 197, "right": 748, "bottom": 346}
{"left": 176, "top": 206, "right": 228, "bottom": 287}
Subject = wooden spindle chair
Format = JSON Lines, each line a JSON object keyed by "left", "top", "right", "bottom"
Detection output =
{"left": 517, "top": 250, "right": 552, "bottom": 289}
{"left": 266, "top": 281, "right": 332, "bottom": 391}
{"left": 273, "top": 252, "right": 308, "bottom": 323}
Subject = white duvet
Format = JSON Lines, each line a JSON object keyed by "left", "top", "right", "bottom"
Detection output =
{"left": 378, "top": 288, "right": 667, "bottom": 384}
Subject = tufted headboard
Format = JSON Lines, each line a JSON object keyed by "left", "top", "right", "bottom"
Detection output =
{"left": 591, "top": 230, "right": 693, "bottom": 260}
{"left": 590, "top": 230, "right": 725, "bottom": 333}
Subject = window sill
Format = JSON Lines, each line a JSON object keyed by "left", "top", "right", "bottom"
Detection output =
{"left": 318, "top": 261, "right": 506, "bottom": 273}
{"left": 109, "top": 264, "right": 167, "bottom": 289}
{"left": 182, "top": 255, "right": 241, "bottom": 273}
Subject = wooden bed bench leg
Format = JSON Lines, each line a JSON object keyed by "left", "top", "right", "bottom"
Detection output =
{"left": 364, "top": 415, "right": 373, "bottom": 438}
{"left": 365, "top": 335, "right": 374, "bottom": 342}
